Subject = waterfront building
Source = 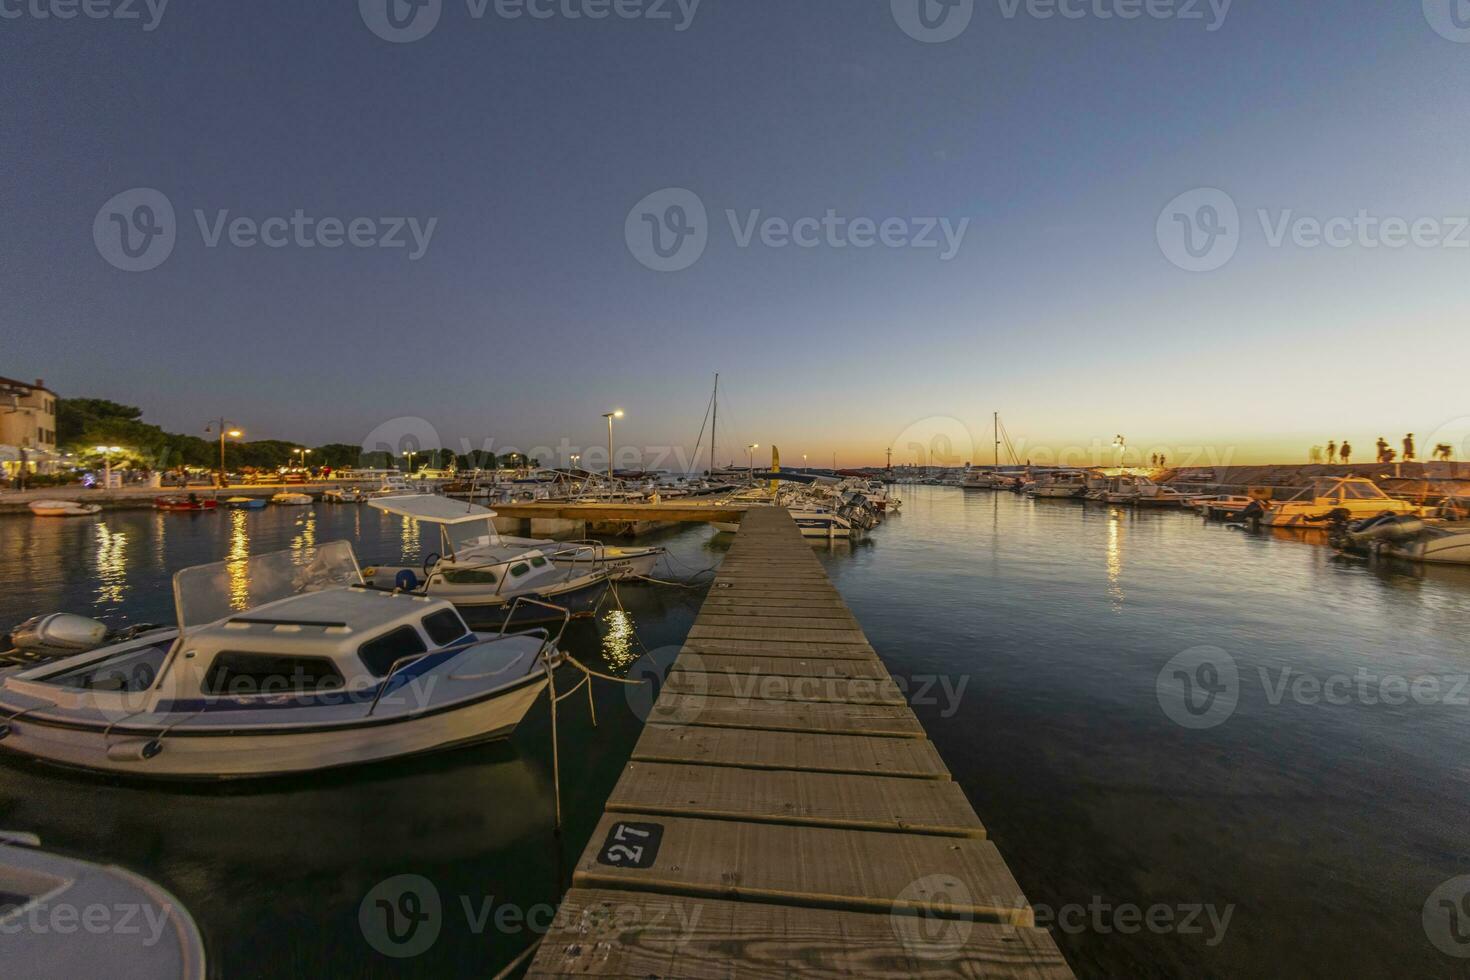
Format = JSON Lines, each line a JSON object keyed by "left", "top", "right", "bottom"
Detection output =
{"left": 0, "top": 375, "right": 60, "bottom": 479}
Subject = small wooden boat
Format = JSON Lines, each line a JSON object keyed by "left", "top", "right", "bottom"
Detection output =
{"left": 224, "top": 496, "right": 267, "bottom": 510}
{"left": 271, "top": 492, "right": 313, "bottom": 506}
{"left": 154, "top": 495, "right": 218, "bottom": 513}
{"left": 27, "top": 500, "right": 102, "bottom": 517}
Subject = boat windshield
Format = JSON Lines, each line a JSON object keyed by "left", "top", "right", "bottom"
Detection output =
{"left": 173, "top": 540, "right": 362, "bottom": 630}
{"left": 443, "top": 518, "right": 498, "bottom": 559}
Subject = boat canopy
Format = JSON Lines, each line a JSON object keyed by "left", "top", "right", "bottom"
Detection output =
{"left": 1301, "top": 477, "right": 1390, "bottom": 501}
{"left": 369, "top": 494, "right": 498, "bottom": 525}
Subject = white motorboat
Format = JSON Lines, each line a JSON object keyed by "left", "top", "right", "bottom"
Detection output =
{"left": 1024, "top": 471, "right": 1089, "bottom": 499}
{"left": 1192, "top": 494, "right": 1257, "bottom": 518}
{"left": 362, "top": 496, "right": 622, "bottom": 626}
{"left": 0, "top": 833, "right": 206, "bottom": 979}
{"left": 1334, "top": 496, "right": 1470, "bottom": 564}
{"left": 1253, "top": 477, "right": 1422, "bottom": 528}
{"left": 0, "top": 542, "right": 557, "bottom": 778}
{"left": 368, "top": 494, "right": 663, "bottom": 581}
{"left": 271, "top": 492, "right": 313, "bottom": 506}
{"left": 27, "top": 500, "right": 102, "bottom": 517}
{"left": 364, "top": 475, "right": 417, "bottom": 499}
{"left": 321, "top": 487, "right": 364, "bottom": 504}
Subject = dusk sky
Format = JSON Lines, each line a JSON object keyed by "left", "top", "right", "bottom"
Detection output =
{"left": 4, "top": 1, "right": 1469, "bottom": 467}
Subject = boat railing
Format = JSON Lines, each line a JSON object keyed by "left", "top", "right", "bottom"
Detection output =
{"left": 498, "top": 598, "right": 571, "bottom": 649}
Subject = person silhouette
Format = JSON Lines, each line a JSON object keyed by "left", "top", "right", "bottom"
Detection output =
{"left": 1327, "top": 440, "right": 1337, "bottom": 464}
{"left": 1340, "top": 441, "right": 1352, "bottom": 465}
{"left": 1403, "top": 433, "right": 1415, "bottom": 461}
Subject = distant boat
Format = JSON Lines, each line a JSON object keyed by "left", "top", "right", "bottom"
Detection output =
{"left": 224, "top": 496, "right": 267, "bottom": 510}
{"left": 271, "top": 492, "right": 313, "bottom": 506}
{"left": 28, "top": 500, "right": 102, "bottom": 517}
{"left": 154, "top": 495, "right": 218, "bottom": 513}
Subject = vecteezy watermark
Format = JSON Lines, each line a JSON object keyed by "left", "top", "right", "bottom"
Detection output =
{"left": 889, "top": 879, "right": 1234, "bottom": 960}
{"left": 1158, "top": 187, "right": 1470, "bottom": 272}
{"left": 360, "top": 874, "right": 443, "bottom": 958}
{"left": 1424, "top": 875, "right": 1470, "bottom": 958}
{"left": 1156, "top": 646, "right": 1240, "bottom": 730}
{"left": 0, "top": 0, "right": 168, "bottom": 31}
{"left": 995, "top": 0, "right": 1231, "bottom": 30}
{"left": 1155, "top": 188, "right": 1240, "bottom": 273}
{"left": 1158, "top": 646, "right": 1470, "bottom": 730}
{"left": 359, "top": 875, "right": 703, "bottom": 958}
{"left": 0, "top": 897, "right": 179, "bottom": 947}
{"left": 891, "top": 0, "right": 1230, "bottom": 43}
{"left": 359, "top": 0, "right": 702, "bottom": 44}
{"left": 93, "top": 188, "right": 438, "bottom": 272}
{"left": 891, "top": 0, "right": 976, "bottom": 43}
{"left": 1031, "top": 896, "right": 1234, "bottom": 945}
{"left": 1423, "top": 0, "right": 1470, "bottom": 43}
{"left": 626, "top": 187, "right": 971, "bottom": 273}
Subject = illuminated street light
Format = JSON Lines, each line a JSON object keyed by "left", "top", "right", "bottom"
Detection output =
{"left": 603, "top": 410, "right": 624, "bottom": 483}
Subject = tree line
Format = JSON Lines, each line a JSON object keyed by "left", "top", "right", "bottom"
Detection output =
{"left": 56, "top": 399, "right": 531, "bottom": 472}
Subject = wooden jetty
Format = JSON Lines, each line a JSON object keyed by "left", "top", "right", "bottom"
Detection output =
{"left": 526, "top": 507, "right": 1074, "bottom": 978}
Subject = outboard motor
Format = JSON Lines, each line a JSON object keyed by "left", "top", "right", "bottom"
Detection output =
{"left": 1346, "top": 513, "right": 1426, "bottom": 545}
{"left": 9, "top": 614, "right": 109, "bottom": 656}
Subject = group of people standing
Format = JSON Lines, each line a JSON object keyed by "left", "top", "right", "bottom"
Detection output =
{"left": 1324, "top": 434, "right": 1431, "bottom": 465}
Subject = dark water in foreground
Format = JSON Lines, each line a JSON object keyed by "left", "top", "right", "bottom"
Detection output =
{"left": 1, "top": 489, "right": 1468, "bottom": 978}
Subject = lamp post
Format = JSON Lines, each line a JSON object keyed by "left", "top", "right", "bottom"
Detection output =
{"left": 94, "top": 446, "right": 122, "bottom": 489}
{"left": 1113, "top": 435, "right": 1126, "bottom": 470}
{"left": 603, "top": 410, "right": 624, "bottom": 483}
{"left": 746, "top": 444, "right": 759, "bottom": 482}
{"left": 206, "top": 418, "right": 241, "bottom": 487}
{"left": 294, "top": 447, "right": 311, "bottom": 476}
{"left": 404, "top": 450, "right": 416, "bottom": 475}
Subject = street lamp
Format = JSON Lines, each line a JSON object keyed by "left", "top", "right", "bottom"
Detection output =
{"left": 294, "top": 448, "right": 311, "bottom": 473}
{"left": 404, "top": 450, "right": 417, "bottom": 474}
{"left": 206, "top": 418, "right": 242, "bottom": 487}
{"left": 603, "top": 410, "right": 624, "bottom": 483}
{"left": 1113, "top": 435, "right": 1127, "bottom": 469}
{"left": 746, "top": 444, "right": 759, "bottom": 482}
{"left": 94, "top": 446, "right": 122, "bottom": 489}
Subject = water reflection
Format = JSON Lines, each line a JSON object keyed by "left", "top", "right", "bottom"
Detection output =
{"left": 1105, "top": 509, "right": 1124, "bottom": 610}
{"left": 93, "top": 522, "right": 128, "bottom": 608}
{"left": 600, "top": 609, "right": 637, "bottom": 670}
{"left": 227, "top": 509, "right": 250, "bottom": 611}
{"left": 290, "top": 510, "right": 317, "bottom": 554}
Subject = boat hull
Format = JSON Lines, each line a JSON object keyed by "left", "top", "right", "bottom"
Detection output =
{"left": 0, "top": 675, "right": 546, "bottom": 779}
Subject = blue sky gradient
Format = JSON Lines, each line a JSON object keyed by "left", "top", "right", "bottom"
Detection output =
{"left": 3, "top": 1, "right": 1468, "bottom": 466}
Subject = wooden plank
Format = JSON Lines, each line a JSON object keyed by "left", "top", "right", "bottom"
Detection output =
{"left": 688, "top": 625, "right": 871, "bottom": 644}
{"left": 681, "top": 641, "right": 877, "bottom": 661}
{"left": 678, "top": 653, "right": 891, "bottom": 680}
{"left": 666, "top": 669, "right": 905, "bottom": 706}
{"left": 693, "top": 614, "right": 860, "bottom": 632}
{"left": 530, "top": 888, "right": 1072, "bottom": 980}
{"left": 700, "top": 606, "right": 855, "bottom": 621}
{"left": 605, "top": 762, "right": 984, "bottom": 836}
{"left": 573, "top": 813, "right": 1034, "bottom": 925}
{"left": 648, "top": 693, "right": 925, "bottom": 737}
{"left": 632, "top": 725, "right": 953, "bottom": 779}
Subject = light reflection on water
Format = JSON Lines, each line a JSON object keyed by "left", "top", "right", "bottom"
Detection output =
{"left": 92, "top": 522, "right": 128, "bottom": 607}
{"left": 599, "top": 609, "right": 637, "bottom": 671}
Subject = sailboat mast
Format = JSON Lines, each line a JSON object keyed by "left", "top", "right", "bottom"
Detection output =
{"left": 710, "top": 373, "right": 719, "bottom": 476}
{"left": 994, "top": 412, "right": 999, "bottom": 469}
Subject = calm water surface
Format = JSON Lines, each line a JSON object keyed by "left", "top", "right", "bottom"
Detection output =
{"left": 1, "top": 489, "right": 1467, "bottom": 978}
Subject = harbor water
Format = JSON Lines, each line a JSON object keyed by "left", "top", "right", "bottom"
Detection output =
{"left": 1, "top": 488, "right": 1467, "bottom": 978}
